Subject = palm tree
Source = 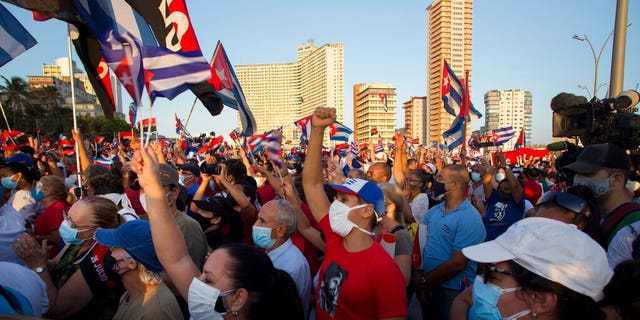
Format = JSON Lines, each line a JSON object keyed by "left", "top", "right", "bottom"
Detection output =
{"left": 0, "top": 76, "right": 32, "bottom": 130}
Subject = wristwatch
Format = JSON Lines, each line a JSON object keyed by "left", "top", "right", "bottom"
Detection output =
{"left": 33, "top": 266, "right": 46, "bottom": 274}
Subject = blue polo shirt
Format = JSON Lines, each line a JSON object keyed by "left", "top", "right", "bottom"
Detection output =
{"left": 422, "top": 199, "right": 486, "bottom": 291}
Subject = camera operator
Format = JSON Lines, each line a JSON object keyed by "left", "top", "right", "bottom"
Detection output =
{"left": 564, "top": 143, "right": 640, "bottom": 258}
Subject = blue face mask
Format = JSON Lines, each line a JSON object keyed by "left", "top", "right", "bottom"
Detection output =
{"left": 178, "top": 175, "right": 187, "bottom": 186}
{"left": 471, "top": 172, "right": 482, "bottom": 182}
{"left": 32, "top": 183, "right": 45, "bottom": 202}
{"left": 1, "top": 175, "right": 18, "bottom": 190}
{"left": 58, "top": 220, "right": 89, "bottom": 245}
{"left": 471, "top": 275, "right": 530, "bottom": 320}
{"left": 252, "top": 225, "right": 276, "bottom": 250}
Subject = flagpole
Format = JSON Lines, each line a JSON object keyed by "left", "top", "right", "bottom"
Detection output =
{"left": 462, "top": 70, "right": 470, "bottom": 153}
{"left": 0, "top": 101, "right": 18, "bottom": 146}
{"left": 67, "top": 25, "right": 82, "bottom": 189}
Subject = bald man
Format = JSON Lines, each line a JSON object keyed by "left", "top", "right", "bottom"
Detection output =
{"left": 366, "top": 162, "right": 392, "bottom": 183}
{"left": 414, "top": 164, "right": 486, "bottom": 320}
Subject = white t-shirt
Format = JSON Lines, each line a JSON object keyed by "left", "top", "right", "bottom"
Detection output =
{"left": 8, "top": 190, "right": 36, "bottom": 221}
{"left": 607, "top": 220, "right": 640, "bottom": 268}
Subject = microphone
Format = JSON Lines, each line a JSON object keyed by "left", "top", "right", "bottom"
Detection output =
{"left": 546, "top": 141, "right": 577, "bottom": 151}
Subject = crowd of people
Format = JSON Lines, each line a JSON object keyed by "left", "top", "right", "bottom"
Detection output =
{"left": 1, "top": 106, "right": 639, "bottom": 319}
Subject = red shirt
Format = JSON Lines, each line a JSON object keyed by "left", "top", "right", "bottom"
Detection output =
{"left": 523, "top": 179, "right": 543, "bottom": 204}
{"left": 315, "top": 215, "right": 407, "bottom": 320}
{"left": 34, "top": 200, "right": 68, "bottom": 258}
{"left": 124, "top": 188, "right": 145, "bottom": 217}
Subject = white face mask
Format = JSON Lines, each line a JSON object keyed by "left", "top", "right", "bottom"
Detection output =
{"left": 139, "top": 191, "right": 172, "bottom": 212}
{"left": 328, "top": 201, "right": 374, "bottom": 237}
{"left": 188, "top": 277, "right": 238, "bottom": 320}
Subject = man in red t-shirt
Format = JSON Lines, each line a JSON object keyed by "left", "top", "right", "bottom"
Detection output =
{"left": 303, "top": 107, "right": 407, "bottom": 320}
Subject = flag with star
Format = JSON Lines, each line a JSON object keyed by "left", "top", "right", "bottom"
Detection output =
{"left": 378, "top": 93, "right": 388, "bottom": 112}
{"left": 210, "top": 41, "right": 256, "bottom": 136}
{"left": 100, "top": 30, "right": 144, "bottom": 107}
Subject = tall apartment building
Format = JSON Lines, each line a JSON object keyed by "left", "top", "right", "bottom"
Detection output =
{"left": 353, "top": 83, "right": 396, "bottom": 145}
{"left": 235, "top": 42, "right": 344, "bottom": 142}
{"left": 426, "top": 0, "right": 473, "bottom": 145}
{"left": 403, "top": 96, "right": 427, "bottom": 143}
{"left": 484, "top": 89, "right": 532, "bottom": 150}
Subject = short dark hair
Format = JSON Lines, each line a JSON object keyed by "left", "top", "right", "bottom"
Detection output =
{"left": 88, "top": 174, "right": 125, "bottom": 195}
{"left": 222, "top": 243, "right": 304, "bottom": 319}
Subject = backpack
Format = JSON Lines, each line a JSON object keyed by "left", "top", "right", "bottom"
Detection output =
{"left": 601, "top": 202, "right": 640, "bottom": 245}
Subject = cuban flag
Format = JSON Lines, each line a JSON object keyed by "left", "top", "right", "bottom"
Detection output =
{"left": 492, "top": 126, "right": 516, "bottom": 146}
{"left": 0, "top": 3, "right": 37, "bottom": 67}
{"left": 441, "top": 60, "right": 464, "bottom": 117}
{"left": 142, "top": 46, "right": 211, "bottom": 103}
{"left": 210, "top": 41, "right": 256, "bottom": 136}
{"left": 375, "top": 134, "right": 384, "bottom": 153}
{"left": 174, "top": 113, "right": 191, "bottom": 138}
{"left": 329, "top": 121, "right": 353, "bottom": 141}
{"left": 442, "top": 116, "right": 465, "bottom": 151}
{"left": 459, "top": 78, "right": 483, "bottom": 121}
{"left": 514, "top": 128, "right": 525, "bottom": 149}
{"left": 263, "top": 130, "right": 284, "bottom": 169}
{"left": 294, "top": 114, "right": 313, "bottom": 141}
{"left": 100, "top": 30, "right": 144, "bottom": 107}
{"left": 247, "top": 134, "right": 266, "bottom": 154}
{"left": 378, "top": 93, "right": 388, "bottom": 112}
{"left": 441, "top": 60, "right": 483, "bottom": 120}
{"left": 128, "top": 102, "right": 137, "bottom": 128}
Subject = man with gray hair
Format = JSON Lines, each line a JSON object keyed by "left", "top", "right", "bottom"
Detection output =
{"left": 252, "top": 199, "right": 311, "bottom": 315}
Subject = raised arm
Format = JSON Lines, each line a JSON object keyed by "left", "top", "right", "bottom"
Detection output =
{"left": 393, "top": 134, "right": 408, "bottom": 186}
{"left": 133, "top": 146, "right": 199, "bottom": 299}
{"left": 302, "top": 107, "right": 335, "bottom": 222}
{"left": 71, "top": 129, "right": 90, "bottom": 172}
{"left": 281, "top": 180, "right": 325, "bottom": 251}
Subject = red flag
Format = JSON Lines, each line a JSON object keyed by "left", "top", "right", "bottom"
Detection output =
{"left": 370, "top": 128, "right": 378, "bottom": 136}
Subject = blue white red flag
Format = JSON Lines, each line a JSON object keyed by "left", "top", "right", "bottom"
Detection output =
{"left": 442, "top": 116, "right": 465, "bottom": 151}
{"left": 378, "top": 93, "right": 388, "bottom": 112}
{"left": 263, "top": 130, "right": 284, "bottom": 169}
{"left": 492, "top": 126, "right": 516, "bottom": 146}
{"left": 375, "top": 134, "right": 384, "bottom": 154}
{"left": 329, "top": 121, "right": 353, "bottom": 141}
{"left": 294, "top": 115, "right": 313, "bottom": 141}
{"left": 142, "top": 46, "right": 211, "bottom": 103}
{"left": 247, "top": 134, "right": 265, "bottom": 154}
{"left": 0, "top": 3, "right": 37, "bottom": 67}
{"left": 100, "top": 30, "right": 144, "bottom": 107}
{"left": 514, "top": 128, "right": 525, "bottom": 149}
{"left": 174, "top": 113, "right": 191, "bottom": 138}
{"left": 459, "top": 78, "right": 483, "bottom": 121}
{"left": 128, "top": 102, "right": 137, "bottom": 128}
{"left": 210, "top": 41, "right": 256, "bottom": 136}
{"left": 441, "top": 60, "right": 483, "bottom": 120}
{"left": 229, "top": 128, "right": 241, "bottom": 142}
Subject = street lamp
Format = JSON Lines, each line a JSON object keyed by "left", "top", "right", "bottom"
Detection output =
{"left": 572, "top": 23, "right": 631, "bottom": 99}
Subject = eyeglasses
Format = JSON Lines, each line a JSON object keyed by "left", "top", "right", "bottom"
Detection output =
{"left": 63, "top": 211, "right": 96, "bottom": 231}
{"left": 482, "top": 263, "right": 513, "bottom": 283}
{"left": 537, "top": 191, "right": 588, "bottom": 214}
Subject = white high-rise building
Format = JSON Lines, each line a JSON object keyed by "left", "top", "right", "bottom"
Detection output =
{"left": 484, "top": 89, "right": 532, "bottom": 150}
{"left": 235, "top": 41, "right": 344, "bottom": 143}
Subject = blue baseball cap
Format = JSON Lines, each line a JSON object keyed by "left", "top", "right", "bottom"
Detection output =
{"left": 328, "top": 178, "right": 386, "bottom": 218}
{"left": 5, "top": 153, "right": 34, "bottom": 167}
{"left": 95, "top": 220, "right": 163, "bottom": 272}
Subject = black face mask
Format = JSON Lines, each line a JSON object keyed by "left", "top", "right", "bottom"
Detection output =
{"left": 497, "top": 190, "right": 512, "bottom": 202}
{"left": 432, "top": 181, "right": 448, "bottom": 200}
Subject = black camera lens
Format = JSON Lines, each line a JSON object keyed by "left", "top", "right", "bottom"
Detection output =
{"left": 200, "top": 162, "right": 221, "bottom": 175}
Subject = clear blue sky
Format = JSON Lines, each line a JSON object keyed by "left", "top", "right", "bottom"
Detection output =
{"left": 1, "top": 0, "right": 639, "bottom": 144}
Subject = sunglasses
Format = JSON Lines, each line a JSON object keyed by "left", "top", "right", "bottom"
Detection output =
{"left": 537, "top": 191, "right": 587, "bottom": 214}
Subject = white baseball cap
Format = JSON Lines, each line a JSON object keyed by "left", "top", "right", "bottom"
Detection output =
{"left": 462, "top": 217, "right": 612, "bottom": 301}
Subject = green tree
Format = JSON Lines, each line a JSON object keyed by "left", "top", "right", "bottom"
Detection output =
{"left": 0, "top": 76, "right": 32, "bottom": 130}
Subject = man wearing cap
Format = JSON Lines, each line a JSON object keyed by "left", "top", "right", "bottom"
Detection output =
{"left": 454, "top": 217, "right": 612, "bottom": 319}
{"left": 252, "top": 199, "right": 312, "bottom": 316}
{"left": 415, "top": 164, "right": 486, "bottom": 320}
{"left": 303, "top": 107, "right": 407, "bottom": 320}
{"left": 95, "top": 220, "right": 183, "bottom": 319}
{"left": 565, "top": 143, "right": 640, "bottom": 250}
